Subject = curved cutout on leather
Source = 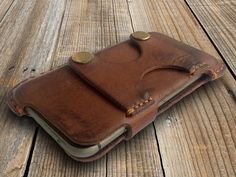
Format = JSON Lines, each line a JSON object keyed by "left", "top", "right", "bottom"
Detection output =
{"left": 140, "top": 65, "right": 189, "bottom": 81}
{"left": 130, "top": 33, "right": 214, "bottom": 77}
{"left": 68, "top": 32, "right": 224, "bottom": 117}
{"left": 7, "top": 32, "right": 226, "bottom": 162}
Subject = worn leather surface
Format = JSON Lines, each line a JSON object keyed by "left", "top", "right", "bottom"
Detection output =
{"left": 7, "top": 32, "right": 225, "bottom": 161}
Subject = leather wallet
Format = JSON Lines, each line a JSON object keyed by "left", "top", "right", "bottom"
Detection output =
{"left": 7, "top": 31, "right": 225, "bottom": 162}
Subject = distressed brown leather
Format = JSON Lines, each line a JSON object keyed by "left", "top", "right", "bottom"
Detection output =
{"left": 7, "top": 32, "right": 225, "bottom": 161}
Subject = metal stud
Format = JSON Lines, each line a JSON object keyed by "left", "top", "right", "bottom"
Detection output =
{"left": 72, "top": 52, "right": 94, "bottom": 64}
{"left": 131, "top": 31, "right": 151, "bottom": 41}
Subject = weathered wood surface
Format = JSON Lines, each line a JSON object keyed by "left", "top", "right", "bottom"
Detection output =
{"left": 27, "top": 0, "right": 164, "bottom": 177}
{"left": 186, "top": 0, "right": 236, "bottom": 76}
{"left": 0, "top": 0, "right": 235, "bottom": 176}
{"left": 0, "top": 0, "right": 65, "bottom": 176}
{"left": 128, "top": 0, "right": 236, "bottom": 176}
{"left": 0, "top": 0, "right": 14, "bottom": 21}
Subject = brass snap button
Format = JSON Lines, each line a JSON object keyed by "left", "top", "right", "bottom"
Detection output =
{"left": 72, "top": 52, "right": 94, "bottom": 64}
{"left": 131, "top": 31, "right": 151, "bottom": 41}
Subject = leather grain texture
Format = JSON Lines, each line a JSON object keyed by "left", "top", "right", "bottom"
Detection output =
{"left": 7, "top": 32, "right": 225, "bottom": 161}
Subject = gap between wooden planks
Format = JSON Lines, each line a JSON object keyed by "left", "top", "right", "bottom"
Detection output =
{"left": 128, "top": 0, "right": 236, "bottom": 176}
{"left": 27, "top": 0, "right": 236, "bottom": 177}
{"left": 0, "top": 0, "right": 14, "bottom": 22}
{"left": 186, "top": 0, "right": 236, "bottom": 77}
{"left": 0, "top": 0, "right": 66, "bottom": 176}
{"left": 28, "top": 0, "right": 164, "bottom": 176}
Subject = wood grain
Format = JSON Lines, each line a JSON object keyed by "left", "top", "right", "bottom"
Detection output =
{"left": 0, "top": 0, "right": 14, "bottom": 22}
{"left": 127, "top": 0, "right": 236, "bottom": 176}
{"left": 186, "top": 0, "right": 236, "bottom": 76}
{"left": 27, "top": 0, "right": 164, "bottom": 176}
{"left": 105, "top": 1, "right": 164, "bottom": 176}
{"left": 0, "top": 0, "right": 65, "bottom": 176}
{"left": 27, "top": 1, "right": 107, "bottom": 176}
{"left": 27, "top": 129, "right": 107, "bottom": 177}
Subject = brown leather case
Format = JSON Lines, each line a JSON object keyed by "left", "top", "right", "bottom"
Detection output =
{"left": 7, "top": 32, "right": 225, "bottom": 162}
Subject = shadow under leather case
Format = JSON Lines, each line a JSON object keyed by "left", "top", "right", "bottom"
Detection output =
{"left": 7, "top": 32, "right": 225, "bottom": 162}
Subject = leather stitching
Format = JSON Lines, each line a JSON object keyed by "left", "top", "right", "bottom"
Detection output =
{"left": 126, "top": 96, "right": 153, "bottom": 117}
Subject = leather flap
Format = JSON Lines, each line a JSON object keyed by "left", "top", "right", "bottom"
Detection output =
{"left": 68, "top": 32, "right": 223, "bottom": 116}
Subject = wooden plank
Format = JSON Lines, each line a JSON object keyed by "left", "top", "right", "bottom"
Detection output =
{"left": 27, "top": 0, "right": 164, "bottom": 176}
{"left": 185, "top": 0, "right": 236, "bottom": 76}
{"left": 107, "top": 125, "right": 164, "bottom": 177}
{"left": 27, "top": 129, "right": 107, "bottom": 177}
{"left": 105, "top": 1, "right": 164, "bottom": 176}
{"left": 127, "top": 0, "right": 236, "bottom": 176}
{"left": 0, "top": 0, "right": 66, "bottom": 176}
{"left": 27, "top": 0, "right": 108, "bottom": 176}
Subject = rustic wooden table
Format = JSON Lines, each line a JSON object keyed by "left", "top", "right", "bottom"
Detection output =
{"left": 0, "top": 0, "right": 235, "bottom": 176}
